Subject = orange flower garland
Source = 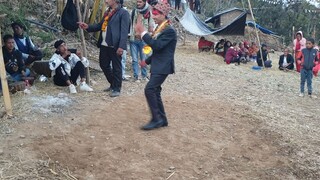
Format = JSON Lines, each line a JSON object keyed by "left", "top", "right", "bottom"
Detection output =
{"left": 101, "top": 8, "right": 117, "bottom": 32}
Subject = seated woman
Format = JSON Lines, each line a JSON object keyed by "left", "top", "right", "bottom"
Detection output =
{"left": 198, "top": 36, "right": 214, "bottom": 52}
{"left": 2, "top": 34, "right": 31, "bottom": 81}
{"left": 248, "top": 42, "right": 259, "bottom": 61}
{"left": 49, "top": 40, "right": 93, "bottom": 93}
{"left": 215, "top": 39, "right": 225, "bottom": 57}
{"left": 279, "top": 48, "right": 294, "bottom": 70}
{"left": 225, "top": 42, "right": 240, "bottom": 65}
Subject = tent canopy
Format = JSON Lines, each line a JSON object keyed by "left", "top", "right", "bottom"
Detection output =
{"left": 179, "top": 8, "right": 247, "bottom": 36}
{"left": 245, "top": 21, "right": 276, "bottom": 35}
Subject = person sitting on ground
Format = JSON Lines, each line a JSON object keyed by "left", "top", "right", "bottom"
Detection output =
{"left": 198, "top": 36, "right": 214, "bottom": 52}
{"left": 238, "top": 42, "right": 249, "bottom": 63}
{"left": 223, "top": 40, "right": 232, "bottom": 58}
{"left": 279, "top": 48, "right": 294, "bottom": 70}
{"left": 215, "top": 39, "right": 225, "bottom": 57}
{"left": 257, "top": 44, "right": 268, "bottom": 67}
{"left": 11, "top": 22, "right": 43, "bottom": 66}
{"left": 2, "top": 34, "right": 31, "bottom": 81}
{"left": 248, "top": 42, "right": 258, "bottom": 61}
{"left": 225, "top": 42, "right": 240, "bottom": 65}
{"left": 49, "top": 40, "right": 93, "bottom": 94}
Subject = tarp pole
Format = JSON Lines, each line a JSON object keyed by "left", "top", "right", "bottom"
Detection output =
{"left": 247, "top": 0, "right": 265, "bottom": 67}
{"left": 76, "top": 0, "right": 91, "bottom": 85}
{"left": 0, "top": 16, "right": 13, "bottom": 116}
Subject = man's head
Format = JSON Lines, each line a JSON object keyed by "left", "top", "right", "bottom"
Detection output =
{"left": 106, "top": 0, "right": 120, "bottom": 7}
{"left": 54, "top": 40, "right": 68, "bottom": 54}
{"left": 136, "top": 0, "right": 147, "bottom": 9}
{"left": 262, "top": 44, "right": 267, "bottom": 50}
{"left": 283, "top": 48, "right": 289, "bottom": 56}
{"left": 3, "top": 34, "right": 15, "bottom": 51}
{"left": 11, "top": 22, "right": 25, "bottom": 36}
{"left": 306, "top": 38, "right": 315, "bottom": 49}
{"left": 152, "top": 2, "right": 170, "bottom": 24}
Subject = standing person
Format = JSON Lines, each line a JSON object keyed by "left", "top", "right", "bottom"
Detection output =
{"left": 130, "top": 0, "right": 154, "bottom": 82}
{"left": 293, "top": 31, "right": 306, "bottom": 72}
{"left": 2, "top": 34, "right": 31, "bottom": 81}
{"left": 297, "top": 38, "right": 319, "bottom": 98}
{"left": 49, "top": 40, "right": 93, "bottom": 94}
{"left": 135, "top": 2, "right": 177, "bottom": 130}
{"left": 11, "top": 22, "right": 43, "bottom": 66}
{"left": 175, "top": 0, "right": 181, "bottom": 10}
{"left": 279, "top": 48, "right": 294, "bottom": 70}
{"left": 78, "top": 0, "right": 130, "bottom": 97}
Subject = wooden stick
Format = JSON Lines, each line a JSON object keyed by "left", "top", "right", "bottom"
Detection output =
{"left": 0, "top": 25, "right": 13, "bottom": 116}
{"left": 166, "top": 171, "right": 175, "bottom": 180}
{"left": 76, "top": 0, "right": 91, "bottom": 85}
{"left": 247, "top": 0, "right": 265, "bottom": 68}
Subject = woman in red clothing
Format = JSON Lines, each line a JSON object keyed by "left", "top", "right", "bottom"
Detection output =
{"left": 293, "top": 31, "right": 306, "bottom": 72}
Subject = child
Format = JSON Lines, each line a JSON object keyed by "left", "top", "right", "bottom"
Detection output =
{"left": 297, "top": 38, "right": 319, "bottom": 98}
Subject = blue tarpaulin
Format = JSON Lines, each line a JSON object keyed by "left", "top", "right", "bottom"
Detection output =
{"left": 245, "top": 21, "right": 276, "bottom": 35}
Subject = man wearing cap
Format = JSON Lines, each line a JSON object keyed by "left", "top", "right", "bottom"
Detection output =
{"left": 48, "top": 40, "right": 93, "bottom": 94}
{"left": 135, "top": 2, "right": 177, "bottom": 130}
{"left": 11, "top": 22, "right": 43, "bottom": 66}
{"left": 78, "top": 0, "right": 130, "bottom": 97}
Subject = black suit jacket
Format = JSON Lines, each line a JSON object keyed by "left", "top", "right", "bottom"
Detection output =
{"left": 87, "top": 7, "right": 130, "bottom": 50}
{"left": 143, "top": 26, "right": 177, "bottom": 74}
{"left": 279, "top": 54, "right": 294, "bottom": 67}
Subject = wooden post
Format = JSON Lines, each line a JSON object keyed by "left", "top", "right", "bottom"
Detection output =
{"left": 89, "top": 0, "right": 101, "bottom": 25}
{"left": 247, "top": 0, "right": 265, "bottom": 67}
{"left": 57, "top": 0, "right": 65, "bottom": 16}
{"left": 76, "top": 0, "right": 91, "bottom": 84}
{"left": 0, "top": 15, "right": 13, "bottom": 116}
{"left": 83, "top": 0, "right": 90, "bottom": 23}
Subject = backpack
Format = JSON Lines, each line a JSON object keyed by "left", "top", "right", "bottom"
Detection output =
{"left": 61, "top": 0, "right": 79, "bottom": 31}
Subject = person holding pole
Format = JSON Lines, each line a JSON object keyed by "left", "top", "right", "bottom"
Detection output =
{"left": 135, "top": 1, "right": 177, "bottom": 130}
{"left": 78, "top": 0, "right": 130, "bottom": 97}
{"left": 293, "top": 31, "right": 306, "bottom": 72}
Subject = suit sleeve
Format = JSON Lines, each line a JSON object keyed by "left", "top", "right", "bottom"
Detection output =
{"left": 279, "top": 55, "right": 282, "bottom": 66}
{"left": 87, "top": 19, "right": 104, "bottom": 32}
{"left": 142, "top": 28, "right": 176, "bottom": 51}
{"left": 289, "top": 54, "right": 294, "bottom": 64}
{"left": 119, "top": 10, "right": 130, "bottom": 50}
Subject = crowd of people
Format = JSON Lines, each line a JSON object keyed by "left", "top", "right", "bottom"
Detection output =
{"left": 1, "top": 0, "right": 320, "bottom": 130}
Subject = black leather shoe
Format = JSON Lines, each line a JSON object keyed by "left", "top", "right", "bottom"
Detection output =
{"left": 103, "top": 87, "right": 113, "bottom": 92}
{"left": 110, "top": 91, "right": 120, "bottom": 97}
{"left": 162, "top": 121, "right": 168, "bottom": 127}
{"left": 142, "top": 120, "right": 164, "bottom": 130}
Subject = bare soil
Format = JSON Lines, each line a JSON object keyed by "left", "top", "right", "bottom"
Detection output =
{"left": 0, "top": 42, "right": 319, "bottom": 179}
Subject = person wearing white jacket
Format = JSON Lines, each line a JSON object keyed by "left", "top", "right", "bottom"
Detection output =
{"left": 49, "top": 40, "right": 93, "bottom": 93}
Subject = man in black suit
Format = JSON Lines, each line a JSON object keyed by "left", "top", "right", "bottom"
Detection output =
{"left": 279, "top": 48, "right": 294, "bottom": 70}
{"left": 135, "top": 2, "right": 177, "bottom": 130}
{"left": 78, "top": 0, "right": 130, "bottom": 97}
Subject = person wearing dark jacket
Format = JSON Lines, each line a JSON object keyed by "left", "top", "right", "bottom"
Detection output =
{"left": 135, "top": 2, "right": 177, "bottom": 130}
{"left": 257, "top": 44, "right": 268, "bottom": 67}
{"left": 279, "top": 48, "right": 294, "bottom": 70}
{"left": 2, "top": 34, "right": 30, "bottom": 81}
{"left": 297, "top": 38, "right": 319, "bottom": 98}
{"left": 78, "top": 0, "right": 130, "bottom": 97}
{"left": 11, "top": 22, "right": 43, "bottom": 65}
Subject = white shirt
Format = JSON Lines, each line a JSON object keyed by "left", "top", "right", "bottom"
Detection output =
{"left": 282, "top": 56, "right": 288, "bottom": 66}
{"left": 101, "top": 31, "right": 108, "bottom": 47}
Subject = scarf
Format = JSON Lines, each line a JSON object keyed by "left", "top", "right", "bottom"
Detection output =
{"left": 152, "top": 20, "right": 170, "bottom": 39}
{"left": 101, "top": 7, "right": 118, "bottom": 32}
{"left": 295, "top": 39, "right": 301, "bottom": 51}
{"left": 136, "top": 3, "right": 150, "bottom": 19}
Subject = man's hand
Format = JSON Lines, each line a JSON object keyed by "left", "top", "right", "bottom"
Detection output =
{"left": 29, "top": 55, "right": 36, "bottom": 60}
{"left": 21, "top": 70, "right": 26, "bottom": 77}
{"left": 78, "top": 22, "right": 89, "bottom": 30}
{"left": 116, "top": 48, "right": 124, "bottom": 56}
{"left": 134, "top": 17, "right": 146, "bottom": 37}
{"left": 12, "top": 65, "right": 18, "bottom": 72}
{"left": 139, "top": 60, "right": 147, "bottom": 67}
{"left": 76, "top": 50, "right": 82, "bottom": 58}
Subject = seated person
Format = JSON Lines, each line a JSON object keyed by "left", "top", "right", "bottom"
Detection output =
{"left": 198, "top": 36, "right": 214, "bottom": 52}
{"left": 223, "top": 40, "right": 232, "bottom": 58}
{"left": 225, "top": 42, "right": 240, "bottom": 65}
{"left": 248, "top": 42, "right": 258, "bottom": 61}
{"left": 49, "top": 40, "right": 93, "bottom": 94}
{"left": 2, "top": 34, "right": 31, "bottom": 81}
{"left": 257, "top": 44, "right": 268, "bottom": 67}
{"left": 215, "top": 39, "right": 225, "bottom": 57}
{"left": 238, "top": 42, "right": 249, "bottom": 62}
{"left": 11, "top": 22, "right": 43, "bottom": 66}
{"left": 279, "top": 48, "right": 294, "bottom": 70}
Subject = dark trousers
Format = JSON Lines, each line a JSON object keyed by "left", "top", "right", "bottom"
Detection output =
{"left": 53, "top": 61, "right": 85, "bottom": 86}
{"left": 279, "top": 63, "right": 294, "bottom": 70}
{"left": 145, "top": 74, "right": 168, "bottom": 122}
{"left": 25, "top": 49, "right": 43, "bottom": 65}
{"left": 99, "top": 46, "right": 122, "bottom": 92}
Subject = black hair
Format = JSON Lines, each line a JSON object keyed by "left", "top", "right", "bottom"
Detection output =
{"left": 3, "top": 34, "right": 14, "bottom": 43}
{"left": 307, "top": 38, "right": 315, "bottom": 45}
{"left": 11, "top": 22, "right": 25, "bottom": 30}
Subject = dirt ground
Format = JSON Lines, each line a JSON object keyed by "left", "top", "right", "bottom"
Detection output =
{"left": 0, "top": 41, "right": 320, "bottom": 179}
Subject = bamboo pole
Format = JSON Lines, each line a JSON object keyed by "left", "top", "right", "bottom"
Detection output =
{"left": 247, "top": 0, "right": 265, "bottom": 67}
{"left": 75, "top": 0, "right": 91, "bottom": 85}
{"left": 83, "top": 0, "right": 90, "bottom": 23}
{"left": 89, "top": 0, "right": 101, "bottom": 24}
{"left": 57, "top": 0, "right": 65, "bottom": 16}
{"left": 0, "top": 19, "right": 13, "bottom": 116}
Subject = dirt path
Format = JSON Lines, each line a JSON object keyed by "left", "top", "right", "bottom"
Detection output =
{"left": 0, "top": 42, "right": 319, "bottom": 179}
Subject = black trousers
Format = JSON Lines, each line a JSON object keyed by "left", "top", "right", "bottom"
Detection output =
{"left": 53, "top": 61, "right": 85, "bottom": 86}
{"left": 145, "top": 74, "right": 168, "bottom": 122}
{"left": 279, "top": 63, "right": 294, "bottom": 70}
{"left": 99, "top": 46, "right": 122, "bottom": 92}
{"left": 25, "top": 49, "right": 43, "bottom": 65}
